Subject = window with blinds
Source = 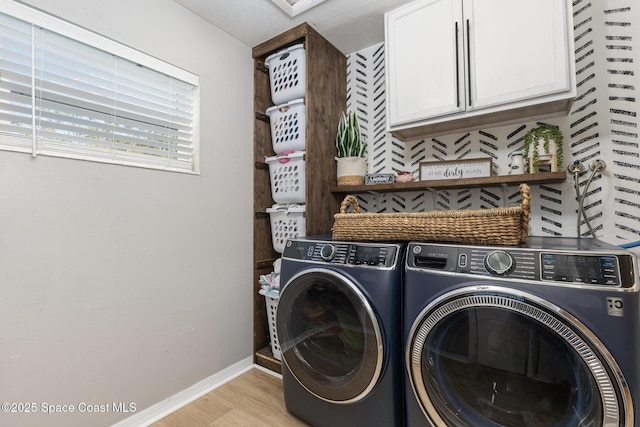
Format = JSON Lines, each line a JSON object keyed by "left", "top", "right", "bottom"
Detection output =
{"left": 0, "top": 3, "right": 200, "bottom": 174}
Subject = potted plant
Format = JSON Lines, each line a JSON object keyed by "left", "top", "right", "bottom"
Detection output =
{"left": 335, "top": 110, "right": 367, "bottom": 185}
{"left": 523, "top": 124, "right": 564, "bottom": 173}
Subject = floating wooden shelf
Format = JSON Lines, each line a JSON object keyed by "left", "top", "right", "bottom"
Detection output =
{"left": 330, "top": 171, "right": 567, "bottom": 194}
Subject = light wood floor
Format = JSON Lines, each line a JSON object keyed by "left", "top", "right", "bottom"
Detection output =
{"left": 151, "top": 368, "right": 309, "bottom": 426}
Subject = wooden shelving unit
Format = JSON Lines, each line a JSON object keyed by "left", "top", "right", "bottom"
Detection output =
{"left": 252, "top": 24, "right": 346, "bottom": 373}
{"left": 330, "top": 171, "right": 567, "bottom": 194}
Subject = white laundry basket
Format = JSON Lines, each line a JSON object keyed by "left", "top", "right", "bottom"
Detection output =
{"left": 266, "top": 98, "right": 306, "bottom": 154}
{"left": 266, "top": 204, "right": 306, "bottom": 253}
{"left": 258, "top": 288, "right": 281, "bottom": 361}
{"left": 264, "top": 44, "right": 306, "bottom": 105}
{"left": 265, "top": 151, "right": 306, "bottom": 204}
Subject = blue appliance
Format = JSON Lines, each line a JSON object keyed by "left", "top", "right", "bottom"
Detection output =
{"left": 277, "top": 237, "right": 404, "bottom": 427}
{"left": 403, "top": 237, "right": 638, "bottom": 427}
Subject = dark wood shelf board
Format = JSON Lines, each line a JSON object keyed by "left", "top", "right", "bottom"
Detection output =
{"left": 255, "top": 347, "right": 282, "bottom": 374}
{"left": 252, "top": 23, "right": 308, "bottom": 59}
{"left": 256, "top": 258, "right": 279, "bottom": 269}
{"left": 254, "top": 161, "right": 269, "bottom": 170}
{"left": 255, "top": 112, "right": 269, "bottom": 122}
{"left": 330, "top": 171, "right": 566, "bottom": 194}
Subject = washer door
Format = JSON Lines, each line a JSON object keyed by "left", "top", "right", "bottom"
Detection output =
{"left": 277, "top": 268, "right": 383, "bottom": 403}
{"left": 407, "top": 285, "right": 632, "bottom": 427}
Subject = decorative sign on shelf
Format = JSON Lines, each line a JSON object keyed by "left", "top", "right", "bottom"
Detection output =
{"left": 365, "top": 173, "right": 396, "bottom": 185}
{"left": 419, "top": 158, "right": 493, "bottom": 181}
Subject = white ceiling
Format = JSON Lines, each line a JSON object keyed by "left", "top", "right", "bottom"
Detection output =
{"left": 173, "top": 0, "right": 413, "bottom": 54}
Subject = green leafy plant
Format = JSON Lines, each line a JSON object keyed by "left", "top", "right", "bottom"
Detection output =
{"left": 523, "top": 124, "right": 563, "bottom": 172}
{"left": 336, "top": 111, "right": 367, "bottom": 158}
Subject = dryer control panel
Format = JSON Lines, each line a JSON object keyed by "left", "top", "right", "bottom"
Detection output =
{"left": 283, "top": 239, "right": 401, "bottom": 269}
{"left": 407, "top": 238, "right": 637, "bottom": 288}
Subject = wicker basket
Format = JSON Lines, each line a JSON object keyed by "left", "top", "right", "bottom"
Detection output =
{"left": 332, "top": 183, "right": 531, "bottom": 245}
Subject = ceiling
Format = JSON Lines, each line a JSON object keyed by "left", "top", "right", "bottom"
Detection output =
{"left": 173, "top": 0, "right": 413, "bottom": 54}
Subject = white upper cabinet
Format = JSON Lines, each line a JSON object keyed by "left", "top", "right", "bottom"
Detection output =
{"left": 385, "top": 0, "right": 465, "bottom": 124}
{"left": 385, "top": 0, "right": 576, "bottom": 139}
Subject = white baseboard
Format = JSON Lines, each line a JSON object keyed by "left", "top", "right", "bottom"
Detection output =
{"left": 112, "top": 356, "right": 254, "bottom": 427}
{"left": 253, "top": 363, "right": 282, "bottom": 379}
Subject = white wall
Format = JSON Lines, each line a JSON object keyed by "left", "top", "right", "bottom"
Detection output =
{"left": 0, "top": 1, "right": 254, "bottom": 426}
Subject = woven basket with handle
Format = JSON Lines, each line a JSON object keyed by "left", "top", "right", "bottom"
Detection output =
{"left": 332, "top": 183, "right": 531, "bottom": 245}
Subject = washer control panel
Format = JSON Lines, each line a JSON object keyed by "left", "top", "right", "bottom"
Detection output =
{"left": 407, "top": 239, "right": 637, "bottom": 288}
{"left": 284, "top": 239, "right": 400, "bottom": 269}
{"left": 540, "top": 253, "right": 620, "bottom": 286}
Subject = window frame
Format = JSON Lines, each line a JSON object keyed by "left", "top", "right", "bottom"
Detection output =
{"left": 0, "top": 0, "right": 200, "bottom": 174}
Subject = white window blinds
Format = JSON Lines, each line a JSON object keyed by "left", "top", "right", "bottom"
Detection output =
{"left": 0, "top": 4, "right": 200, "bottom": 173}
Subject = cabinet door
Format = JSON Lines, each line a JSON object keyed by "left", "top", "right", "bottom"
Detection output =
{"left": 385, "top": 0, "right": 464, "bottom": 127}
{"left": 464, "top": 0, "right": 572, "bottom": 111}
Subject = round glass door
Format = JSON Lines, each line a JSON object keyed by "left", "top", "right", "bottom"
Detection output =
{"left": 277, "top": 268, "right": 383, "bottom": 403}
{"left": 407, "top": 285, "right": 631, "bottom": 427}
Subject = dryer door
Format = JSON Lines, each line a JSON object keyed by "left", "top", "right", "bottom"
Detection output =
{"left": 277, "top": 268, "right": 383, "bottom": 403}
{"left": 406, "top": 285, "right": 631, "bottom": 427}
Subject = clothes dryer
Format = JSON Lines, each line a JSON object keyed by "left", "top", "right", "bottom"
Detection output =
{"left": 277, "top": 237, "right": 404, "bottom": 427}
{"left": 403, "top": 237, "right": 638, "bottom": 427}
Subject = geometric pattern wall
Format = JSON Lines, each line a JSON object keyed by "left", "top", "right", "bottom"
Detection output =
{"left": 346, "top": 0, "right": 639, "bottom": 246}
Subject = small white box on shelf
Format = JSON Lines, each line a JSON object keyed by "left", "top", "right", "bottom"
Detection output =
{"left": 266, "top": 203, "right": 306, "bottom": 253}
{"left": 264, "top": 44, "right": 306, "bottom": 105}
{"left": 265, "top": 151, "right": 306, "bottom": 204}
{"left": 266, "top": 98, "right": 306, "bottom": 154}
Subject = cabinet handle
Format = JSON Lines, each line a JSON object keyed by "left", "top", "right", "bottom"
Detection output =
{"left": 466, "top": 19, "right": 472, "bottom": 107}
{"left": 455, "top": 22, "right": 460, "bottom": 108}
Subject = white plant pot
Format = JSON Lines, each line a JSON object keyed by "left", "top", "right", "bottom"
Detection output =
{"left": 336, "top": 156, "right": 367, "bottom": 186}
{"left": 526, "top": 137, "right": 557, "bottom": 157}
{"left": 526, "top": 138, "right": 558, "bottom": 172}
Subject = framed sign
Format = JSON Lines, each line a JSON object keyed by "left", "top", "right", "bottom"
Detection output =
{"left": 419, "top": 158, "right": 493, "bottom": 181}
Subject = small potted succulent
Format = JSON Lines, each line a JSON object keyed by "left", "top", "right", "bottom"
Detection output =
{"left": 335, "top": 110, "right": 367, "bottom": 185}
{"left": 523, "top": 124, "right": 564, "bottom": 173}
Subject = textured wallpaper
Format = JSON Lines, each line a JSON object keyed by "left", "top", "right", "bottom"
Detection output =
{"left": 345, "top": 0, "right": 639, "bottom": 245}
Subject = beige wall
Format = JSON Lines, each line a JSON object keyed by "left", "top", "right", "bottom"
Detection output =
{"left": 0, "top": 1, "right": 254, "bottom": 426}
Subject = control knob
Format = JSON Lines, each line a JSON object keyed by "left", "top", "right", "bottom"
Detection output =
{"left": 320, "top": 244, "right": 337, "bottom": 261}
{"left": 484, "top": 250, "right": 515, "bottom": 275}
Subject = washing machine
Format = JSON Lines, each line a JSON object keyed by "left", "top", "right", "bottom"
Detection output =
{"left": 403, "top": 237, "right": 639, "bottom": 427}
{"left": 276, "top": 237, "right": 404, "bottom": 427}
